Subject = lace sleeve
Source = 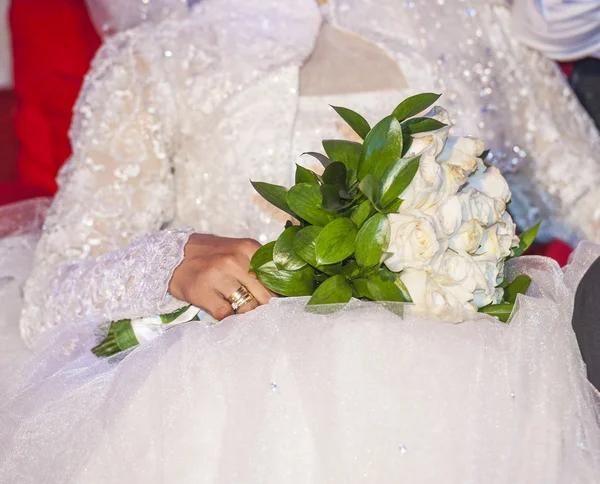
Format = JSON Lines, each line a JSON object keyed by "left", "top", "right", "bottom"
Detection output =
{"left": 20, "top": 28, "right": 190, "bottom": 348}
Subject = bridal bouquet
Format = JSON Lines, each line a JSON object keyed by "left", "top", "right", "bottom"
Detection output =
{"left": 250, "top": 93, "right": 538, "bottom": 322}
{"left": 93, "top": 93, "right": 538, "bottom": 357}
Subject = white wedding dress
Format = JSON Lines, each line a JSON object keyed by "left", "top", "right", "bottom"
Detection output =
{"left": 1, "top": 1, "right": 600, "bottom": 482}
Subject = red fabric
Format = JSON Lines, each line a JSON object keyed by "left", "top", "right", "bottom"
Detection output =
{"left": 0, "top": 90, "right": 18, "bottom": 183}
{"left": 527, "top": 239, "right": 574, "bottom": 267}
{"left": 559, "top": 62, "right": 574, "bottom": 79}
{"left": 9, "top": 0, "right": 101, "bottom": 197}
{"left": 0, "top": 181, "right": 49, "bottom": 206}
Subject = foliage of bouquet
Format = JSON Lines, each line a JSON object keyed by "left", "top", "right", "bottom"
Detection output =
{"left": 250, "top": 93, "right": 538, "bottom": 322}
{"left": 93, "top": 93, "right": 539, "bottom": 357}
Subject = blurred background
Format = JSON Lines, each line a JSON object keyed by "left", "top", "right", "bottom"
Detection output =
{"left": 0, "top": 0, "right": 100, "bottom": 205}
{"left": 0, "top": 0, "right": 15, "bottom": 188}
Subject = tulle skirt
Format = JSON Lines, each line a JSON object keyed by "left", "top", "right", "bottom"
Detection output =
{"left": 1, "top": 228, "right": 599, "bottom": 483}
{"left": 0, "top": 198, "right": 51, "bottom": 369}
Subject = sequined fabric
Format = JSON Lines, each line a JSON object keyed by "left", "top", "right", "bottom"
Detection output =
{"left": 85, "top": 0, "right": 189, "bottom": 35}
{"left": 19, "top": 0, "right": 600, "bottom": 347}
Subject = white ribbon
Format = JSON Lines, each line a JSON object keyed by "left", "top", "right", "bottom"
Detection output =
{"left": 130, "top": 306, "right": 206, "bottom": 344}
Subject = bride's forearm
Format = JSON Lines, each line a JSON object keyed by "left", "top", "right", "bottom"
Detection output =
{"left": 20, "top": 228, "right": 193, "bottom": 348}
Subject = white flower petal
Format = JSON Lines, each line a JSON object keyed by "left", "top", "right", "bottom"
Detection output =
{"left": 385, "top": 209, "right": 445, "bottom": 272}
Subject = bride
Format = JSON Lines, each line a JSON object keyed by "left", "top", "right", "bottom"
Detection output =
{"left": 1, "top": 0, "right": 600, "bottom": 482}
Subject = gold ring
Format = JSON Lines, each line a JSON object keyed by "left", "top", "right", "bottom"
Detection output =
{"left": 226, "top": 285, "right": 255, "bottom": 312}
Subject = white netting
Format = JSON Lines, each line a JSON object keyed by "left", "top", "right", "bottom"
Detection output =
{"left": 0, "top": 244, "right": 598, "bottom": 483}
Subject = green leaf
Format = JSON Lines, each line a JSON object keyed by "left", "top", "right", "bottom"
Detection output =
{"left": 255, "top": 262, "right": 315, "bottom": 297}
{"left": 379, "top": 155, "right": 420, "bottom": 208}
{"left": 330, "top": 105, "right": 371, "bottom": 139}
{"left": 351, "top": 278, "right": 376, "bottom": 300}
{"left": 358, "top": 115, "right": 403, "bottom": 180}
{"left": 295, "top": 164, "right": 320, "bottom": 185}
{"left": 320, "top": 184, "right": 352, "bottom": 212}
{"left": 293, "top": 226, "right": 342, "bottom": 274}
{"left": 497, "top": 277, "right": 510, "bottom": 289}
{"left": 349, "top": 200, "right": 373, "bottom": 228}
{"left": 355, "top": 213, "right": 390, "bottom": 268}
{"left": 274, "top": 226, "right": 307, "bottom": 271}
{"left": 249, "top": 241, "right": 275, "bottom": 272}
{"left": 392, "top": 93, "right": 441, "bottom": 123}
{"left": 112, "top": 319, "right": 139, "bottom": 351}
{"left": 91, "top": 318, "right": 138, "bottom": 357}
{"left": 307, "top": 275, "right": 353, "bottom": 306}
{"left": 383, "top": 198, "right": 403, "bottom": 214}
{"left": 320, "top": 262, "right": 343, "bottom": 276}
{"left": 160, "top": 305, "right": 194, "bottom": 324}
{"left": 322, "top": 161, "right": 348, "bottom": 189}
{"left": 479, "top": 149, "right": 490, "bottom": 161}
{"left": 379, "top": 267, "right": 412, "bottom": 301}
{"left": 479, "top": 302, "right": 515, "bottom": 323}
{"left": 401, "top": 130, "right": 413, "bottom": 157}
{"left": 503, "top": 275, "right": 532, "bottom": 304}
{"left": 315, "top": 218, "right": 358, "bottom": 265}
{"left": 352, "top": 271, "right": 405, "bottom": 302}
{"left": 287, "top": 183, "right": 336, "bottom": 227}
{"left": 340, "top": 260, "right": 360, "bottom": 279}
{"left": 292, "top": 225, "right": 322, "bottom": 267}
{"left": 322, "top": 140, "right": 362, "bottom": 174}
{"left": 251, "top": 181, "right": 297, "bottom": 219}
{"left": 512, "top": 221, "right": 541, "bottom": 258}
{"left": 320, "top": 162, "right": 351, "bottom": 212}
{"left": 302, "top": 151, "right": 331, "bottom": 168}
{"left": 358, "top": 174, "right": 382, "bottom": 211}
{"left": 402, "top": 117, "right": 447, "bottom": 135}
{"left": 339, "top": 184, "right": 355, "bottom": 200}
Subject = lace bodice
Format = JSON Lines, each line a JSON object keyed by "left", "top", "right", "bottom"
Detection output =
{"left": 20, "top": 0, "right": 600, "bottom": 346}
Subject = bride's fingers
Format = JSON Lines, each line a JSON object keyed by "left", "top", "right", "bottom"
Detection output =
{"left": 215, "top": 277, "right": 260, "bottom": 315}
{"left": 234, "top": 296, "right": 259, "bottom": 315}
{"left": 240, "top": 272, "right": 274, "bottom": 306}
{"left": 195, "top": 290, "right": 235, "bottom": 321}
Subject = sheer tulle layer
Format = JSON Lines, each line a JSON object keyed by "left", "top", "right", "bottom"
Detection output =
{"left": 0, "top": 199, "right": 51, "bottom": 368}
{"left": 0, "top": 245, "right": 599, "bottom": 483}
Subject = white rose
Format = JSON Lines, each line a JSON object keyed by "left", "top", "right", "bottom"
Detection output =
{"left": 401, "top": 268, "right": 476, "bottom": 323}
{"left": 474, "top": 223, "right": 514, "bottom": 261}
{"left": 385, "top": 209, "right": 446, "bottom": 272}
{"left": 470, "top": 259, "right": 504, "bottom": 308}
{"left": 437, "top": 136, "right": 483, "bottom": 176}
{"left": 400, "top": 146, "right": 445, "bottom": 212}
{"left": 467, "top": 165, "right": 511, "bottom": 203}
{"left": 497, "top": 211, "right": 519, "bottom": 255}
{"left": 459, "top": 188, "right": 505, "bottom": 227}
{"left": 436, "top": 195, "right": 464, "bottom": 236}
{"left": 452, "top": 136, "right": 485, "bottom": 157}
{"left": 472, "top": 286, "right": 504, "bottom": 308}
{"left": 405, "top": 106, "right": 451, "bottom": 157}
{"left": 434, "top": 250, "right": 482, "bottom": 295}
{"left": 401, "top": 145, "right": 468, "bottom": 213}
{"left": 476, "top": 259, "right": 502, "bottom": 289}
{"left": 441, "top": 162, "right": 470, "bottom": 198}
{"left": 449, "top": 219, "right": 485, "bottom": 253}
{"left": 436, "top": 250, "right": 496, "bottom": 309}
{"left": 438, "top": 136, "right": 485, "bottom": 160}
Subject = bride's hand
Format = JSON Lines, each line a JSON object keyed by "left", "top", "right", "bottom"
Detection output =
{"left": 169, "top": 234, "right": 274, "bottom": 320}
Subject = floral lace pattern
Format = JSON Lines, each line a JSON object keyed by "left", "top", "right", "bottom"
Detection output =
{"left": 20, "top": 27, "right": 190, "bottom": 347}
{"left": 20, "top": 0, "right": 600, "bottom": 346}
